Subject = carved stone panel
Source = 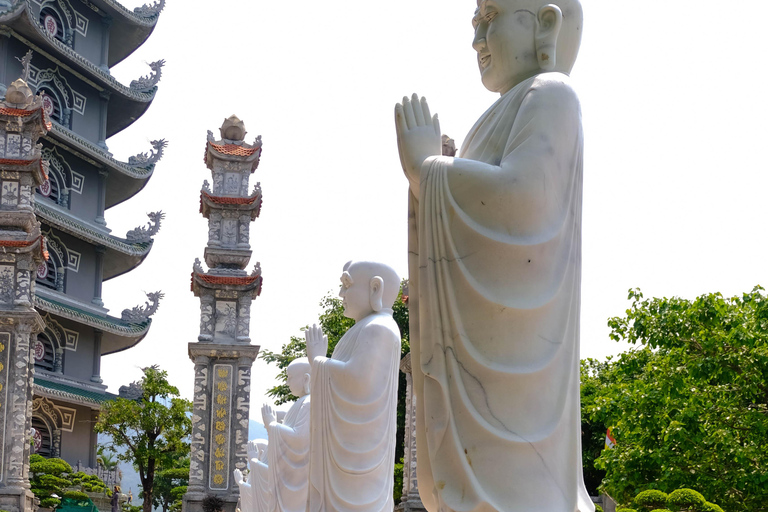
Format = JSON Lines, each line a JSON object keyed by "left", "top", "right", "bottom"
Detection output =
{"left": 214, "top": 301, "right": 237, "bottom": 341}
{"left": 0, "top": 181, "right": 19, "bottom": 207}
{"left": 0, "top": 266, "right": 14, "bottom": 304}
{"left": 0, "top": 332, "right": 11, "bottom": 483}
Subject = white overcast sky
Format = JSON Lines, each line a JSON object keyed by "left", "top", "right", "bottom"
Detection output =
{"left": 100, "top": 0, "right": 768, "bottom": 415}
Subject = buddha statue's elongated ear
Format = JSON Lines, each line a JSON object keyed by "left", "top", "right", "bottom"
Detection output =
{"left": 535, "top": 4, "right": 563, "bottom": 71}
{"left": 302, "top": 373, "right": 311, "bottom": 396}
{"left": 370, "top": 276, "right": 384, "bottom": 312}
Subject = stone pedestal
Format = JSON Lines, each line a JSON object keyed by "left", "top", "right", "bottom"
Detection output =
{"left": 396, "top": 353, "right": 426, "bottom": 512}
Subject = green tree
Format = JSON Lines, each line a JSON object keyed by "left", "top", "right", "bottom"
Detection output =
{"left": 151, "top": 460, "right": 189, "bottom": 512}
{"left": 94, "top": 366, "right": 192, "bottom": 512}
{"left": 584, "top": 287, "right": 768, "bottom": 511}
{"left": 96, "top": 444, "right": 118, "bottom": 471}
{"left": 260, "top": 283, "right": 410, "bottom": 501}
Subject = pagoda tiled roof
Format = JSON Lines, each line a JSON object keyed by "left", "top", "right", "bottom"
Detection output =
{"left": 35, "top": 293, "right": 151, "bottom": 355}
{"left": 197, "top": 274, "right": 262, "bottom": 286}
{"left": 0, "top": 6, "right": 158, "bottom": 136}
{"left": 0, "top": 235, "right": 48, "bottom": 259}
{"left": 191, "top": 271, "right": 263, "bottom": 296}
{"left": 200, "top": 190, "right": 261, "bottom": 206}
{"left": 45, "top": 124, "right": 160, "bottom": 208}
{"left": 34, "top": 377, "right": 112, "bottom": 409}
{"left": 208, "top": 143, "right": 261, "bottom": 157}
{"left": 80, "top": 0, "right": 165, "bottom": 67}
{"left": 0, "top": 105, "right": 52, "bottom": 130}
{"left": 0, "top": 157, "right": 49, "bottom": 178}
{"left": 34, "top": 202, "right": 154, "bottom": 279}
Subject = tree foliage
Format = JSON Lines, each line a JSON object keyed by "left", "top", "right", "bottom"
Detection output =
{"left": 94, "top": 366, "right": 192, "bottom": 512}
{"left": 583, "top": 287, "right": 768, "bottom": 511}
{"left": 152, "top": 461, "right": 189, "bottom": 512}
{"left": 260, "top": 283, "right": 410, "bottom": 501}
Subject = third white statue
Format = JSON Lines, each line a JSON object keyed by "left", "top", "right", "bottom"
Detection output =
{"left": 394, "top": 0, "right": 593, "bottom": 511}
{"left": 261, "top": 358, "right": 311, "bottom": 512}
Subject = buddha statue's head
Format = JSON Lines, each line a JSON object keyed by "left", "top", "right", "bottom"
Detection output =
{"left": 472, "top": 0, "right": 582, "bottom": 94}
{"left": 286, "top": 357, "right": 311, "bottom": 397}
{"left": 339, "top": 260, "right": 400, "bottom": 321}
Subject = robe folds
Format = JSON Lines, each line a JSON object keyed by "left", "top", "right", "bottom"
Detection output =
{"left": 408, "top": 73, "right": 594, "bottom": 512}
{"left": 308, "top": 311, "right": 401, "bottom": 512}
{"left": 248, "top": 440, "right": 273, "bottom": 512}
{"left": 265, "top": 395, "right": 311, "bottom": 512}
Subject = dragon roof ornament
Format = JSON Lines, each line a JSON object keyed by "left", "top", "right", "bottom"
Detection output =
{"left": 133, "top": 0, "right": 165, "bottom": 18}
{"left": 128, "top": 139, "right": 167, "bottom": 168}
{"left": 121, "top": 291, "right": 164, "bottom": 324}
{"left": 125, "top": 211, "right": 164, "bottom": 244}
{"left": 130, "top": 59, "right": 165, "bottom": 92}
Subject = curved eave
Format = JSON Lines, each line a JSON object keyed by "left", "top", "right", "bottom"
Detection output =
{"left": 83, "top": 0, "right": 163, "bottom": 67}
{"left": 34, "top": 201, "right": 153, "bottom": 279}
{"left": 34, "top": 380, "right": 107, "bottom": 410}
{"left": 34, "top": 294, "right": 151, "bottom": 356}
{"left": 46, "top": 123, "right": 156, "bottom": 208}
{"left": 0, "top": 9, "right": 157, "bottom": 131}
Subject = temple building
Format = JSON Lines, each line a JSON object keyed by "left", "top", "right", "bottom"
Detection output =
{"left": 0, "top": 0, "right": 166, "bottom": 505}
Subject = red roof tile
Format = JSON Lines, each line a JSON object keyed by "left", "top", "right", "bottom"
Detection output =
{"left": 208, "top": 142, "right": 260, "bottom": 157}
{"left": 201, "top": 190, "right": 260, "bottom": 205}
{"left": 0, "top": 106, "right": 51, "bottom": 131}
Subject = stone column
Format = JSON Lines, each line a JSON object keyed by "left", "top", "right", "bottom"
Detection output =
{"left": 396, "top": 353, "right": 426, "bottom": 512}
{"left": 97, "top": 93, "right": 110, "bottom": 151}
{"left": 92, "top": 246, "right": 105, "bottom": 306}
{"left": 183, "top": 117, "right": 263, "bottom": 512}
{"left": 0, "top": 71, "right": 50, "bottom": 512}
{"left": 90, "top": 330, "right": 102, "bottom": 383}
{"left": 95, "top": 169, "right": 107, "bottom": 225}
{"left": 99, "top": 17, "right": 112, "bottom": 72}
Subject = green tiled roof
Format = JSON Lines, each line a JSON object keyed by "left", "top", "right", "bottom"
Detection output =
{"left": 34, "top": 378, "right": 115, "bottom": 406}
{"left": 35, "top": 295, "right": 151, "bottom": 336}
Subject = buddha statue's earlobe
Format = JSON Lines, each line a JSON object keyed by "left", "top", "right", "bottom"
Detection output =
{"left": 535, "top": 4, "right": 563, "bottom": 71}
{"left": 369, "top": 276, "right": 384, "bottom": 312}
{"left": 303, "top": 373, "right": 311, "bottom": 396}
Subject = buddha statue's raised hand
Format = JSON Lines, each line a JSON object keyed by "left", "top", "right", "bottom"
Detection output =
{"left": 395, "top": 93, "right": 442, "bottom": 187}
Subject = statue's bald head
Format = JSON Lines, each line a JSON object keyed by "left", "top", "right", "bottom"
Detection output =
{"left": 340, "top": 261, "right": 400, "bottom": 320}
{"left": 473, "top": 0, "right": 582, "bottom": 91}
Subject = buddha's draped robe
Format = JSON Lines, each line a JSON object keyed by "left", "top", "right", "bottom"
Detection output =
{"left": 307, "top": 311, "right": 401, "bottom": 512}
{"left": 265, "top": 395, "right": 310, "bottom": 512}
{"left": 250, "top": 441, "right": 274, "bottom": 512}
{"left": 407, "top": 72, "right": 594, "bottom": 512}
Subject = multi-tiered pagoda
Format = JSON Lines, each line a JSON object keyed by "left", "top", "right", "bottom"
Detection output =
{"left": 184, "top": 116, "right": 262, "bottom": 512}
{"left": 0, "top": 0, "right": 166, "bottom": 507}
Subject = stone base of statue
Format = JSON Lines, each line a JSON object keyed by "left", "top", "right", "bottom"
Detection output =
{"left": 182, "top": 491, "right": 239, "bottom": 512}
{"left": 395, "top": 493, "right": 427, "bottom": 512}
{"left": 0, "top": 487, "right": 36, "bottom": 512}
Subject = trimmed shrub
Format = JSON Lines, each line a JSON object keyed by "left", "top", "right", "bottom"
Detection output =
{"left": 635, "top": 490, "right": 669, "bottom": 511}
{"left": 617, "top": 509, "right": 639, "bottom": 512}
{"left": 595, "top": 505, "right": 604, "bottom": 512}
{"left": 648, "top": 510, "right": 673, "bottom": 512}
{"left": 666, "top": 489, "right": 706, "bottom": 511}
{"left": 700, "top": 503, "right": 724, "bottom": 512}
{"left": 63, "top": 490, "right": 90, "bottom": 502}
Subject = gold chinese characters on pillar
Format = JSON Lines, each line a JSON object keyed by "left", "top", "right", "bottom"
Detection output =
{"left": 210, "top": 364, "right": 233, "bottom": 490}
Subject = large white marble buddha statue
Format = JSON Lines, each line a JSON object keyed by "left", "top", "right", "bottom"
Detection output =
{"left": 306, "top": 261, "right": 402, "bottom": 512}
{"left": 394, "top": 0, "right": 593, "bottom": 511}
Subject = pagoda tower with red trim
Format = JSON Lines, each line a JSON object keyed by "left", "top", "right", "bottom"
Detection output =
{"left": 183, "top": 116, "right": 263, "bottom": 512}
{"left": 0, "top": 61, "right": 51, "bottom": 512}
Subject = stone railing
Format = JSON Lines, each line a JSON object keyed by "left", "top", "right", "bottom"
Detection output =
{"left": 72, "top": 461, "right": 121, "bottom": 488}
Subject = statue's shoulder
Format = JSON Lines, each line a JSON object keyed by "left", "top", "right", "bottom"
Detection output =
{"left": 362, "top": 313, "right": 401, "bottom": 343}
{"left": 528, "top": 72, "right": 580, "bottom": 106}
